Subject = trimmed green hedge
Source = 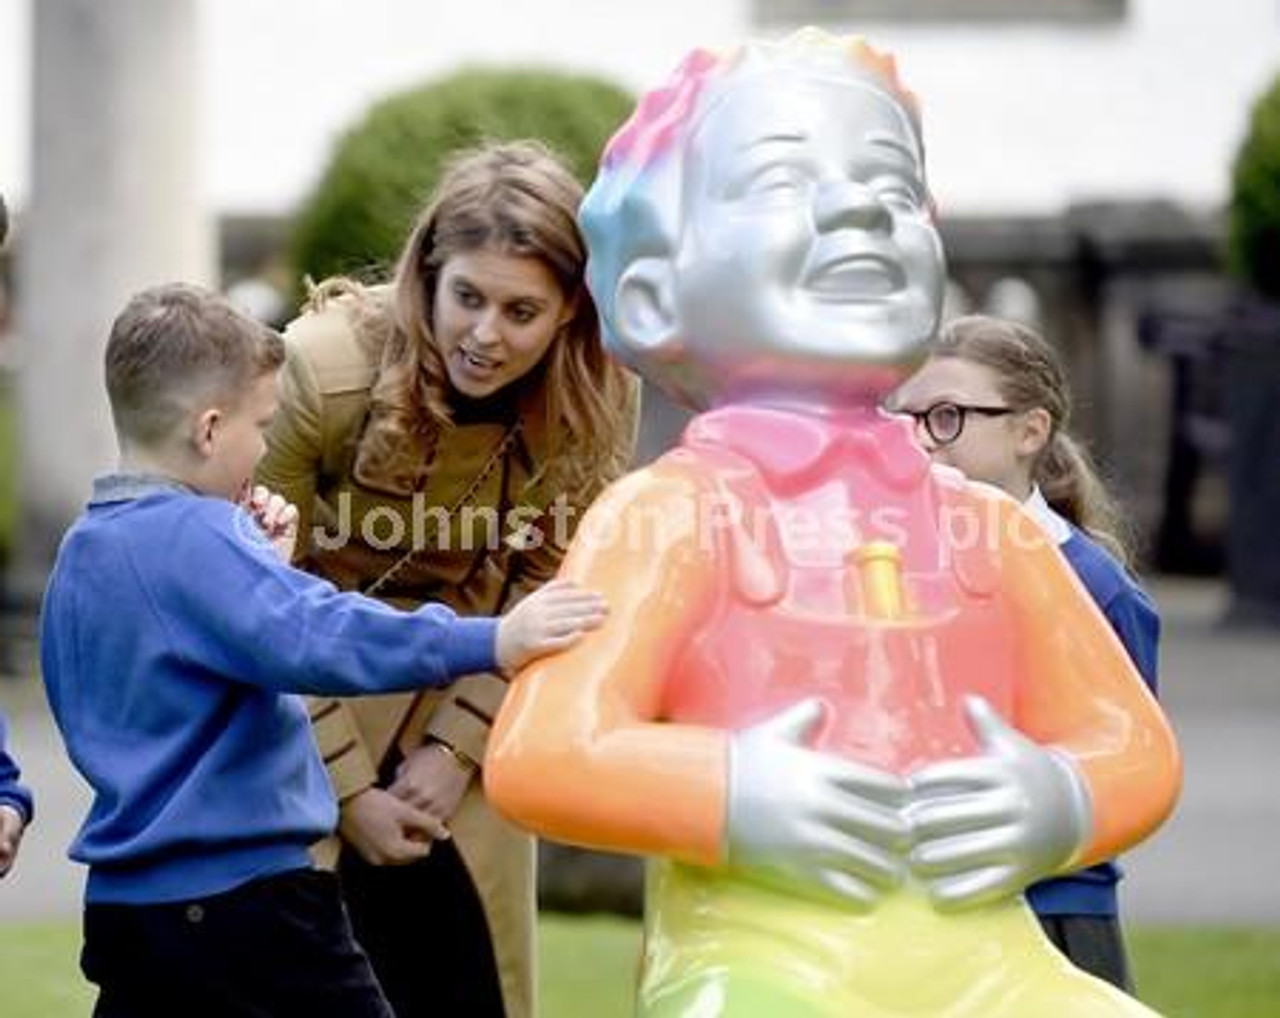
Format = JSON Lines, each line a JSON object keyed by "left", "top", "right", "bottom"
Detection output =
{"left": 1229, "top": 72, "right": 1280, "bottom": 299}
{"left": 287, "top": 67, "right": 633, "bottom": 291}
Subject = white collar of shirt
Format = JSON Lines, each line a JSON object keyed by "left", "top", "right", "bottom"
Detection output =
{"left": 1022, "top": 485, "right": 1072, "bottom": 546}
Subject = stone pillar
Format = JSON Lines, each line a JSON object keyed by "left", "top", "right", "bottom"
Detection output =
{"left": 12, "top": 0, "right": 212, "bottom": 595}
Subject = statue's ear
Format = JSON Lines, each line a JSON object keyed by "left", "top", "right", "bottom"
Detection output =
{"left": 615, "top": 257, "right": 680, "bottom": 355}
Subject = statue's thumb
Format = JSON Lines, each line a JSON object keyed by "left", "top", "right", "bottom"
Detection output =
{"left": 752, "top": 698, "right": 825, "bottom": 746}
{"left": 963, "top": 695, "right": 1021, "bottom": 757}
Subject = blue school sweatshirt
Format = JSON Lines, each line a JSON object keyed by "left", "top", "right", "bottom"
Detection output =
{"left": 0, "top": 713, "right": 33, "bottom": 824}
{"left": 40, "top": 474, "right": 499, "bottom": 905}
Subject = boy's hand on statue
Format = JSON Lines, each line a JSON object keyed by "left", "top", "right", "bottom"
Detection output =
{"left": 0, "top": 804, "right": 26, "bottom": 878}
{"left": 238, "top": 484, "right": 299, "bottom": 562}
{"left": 727, "top": 699, "right": 911, "bottom": 911}
{"left": 389, "top": 742, "right": 473, "bottom": 822}
{"left": 907, "top": 696, "right": 1092, "bottom": 911}
{"left": 496, "top": 579, "right": 607, "bottom": 674}
{"left": 339, "top": 787, "right": 450, "bottom": 866}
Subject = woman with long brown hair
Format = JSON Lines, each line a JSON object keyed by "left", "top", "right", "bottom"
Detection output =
{"left": 258, "top": 140, "right": 637, "bottom": 1017}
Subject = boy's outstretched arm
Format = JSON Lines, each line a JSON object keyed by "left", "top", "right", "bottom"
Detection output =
{"left": 147, "top": 499, "right": 500, "bottom": 697}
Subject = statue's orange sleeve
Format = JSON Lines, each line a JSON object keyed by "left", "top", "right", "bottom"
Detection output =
{"left": 992, "top": 494, "right": 1182, "bottom": 864}
{"left": 485, "top": 460, "right": 729, "bottom": 866}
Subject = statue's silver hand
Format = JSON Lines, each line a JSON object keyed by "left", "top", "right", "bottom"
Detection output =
{"left": 908, "top": 696, "right": 1092, "bottom": 911}
{"left": 727, "top": 699, "right": 911, "bottom": 910}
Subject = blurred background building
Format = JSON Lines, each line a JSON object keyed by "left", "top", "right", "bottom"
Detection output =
{"left": 0, "top": 0, "right": 1276, "bottom": 603}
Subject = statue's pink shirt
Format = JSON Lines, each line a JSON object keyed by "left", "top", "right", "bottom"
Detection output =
{"left": 662, "top": 404, "right": 1020, "bottom": 772}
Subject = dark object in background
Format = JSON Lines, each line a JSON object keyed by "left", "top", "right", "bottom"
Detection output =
{"left": 1221, "top": 298, "right": 1280, "bottom": 626}
{"left": 1220, "top": 68, "right": 1280, "bottom": 626}
{"left": 539, "top": 842, "right": 643, "bottom": 918}
{"left": 1137, "top": 309, "right": 1228, "bottom": 577}
{"left": 0, "top": 192, "right": 8, "bottom": 248}
{"left": 1140, "top": 298, "right": 1280, "bottom": 625}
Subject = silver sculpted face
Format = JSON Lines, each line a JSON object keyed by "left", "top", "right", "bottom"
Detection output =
{"left": 674, "top": 75, "right": 944, "bottom": 409}
{"left": 596, "top": 66, "right": 946, "bottom": 413}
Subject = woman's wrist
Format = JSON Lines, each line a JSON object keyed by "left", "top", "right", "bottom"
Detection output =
{"left": 427, "top": 737, "right": 478, "bottom": 773}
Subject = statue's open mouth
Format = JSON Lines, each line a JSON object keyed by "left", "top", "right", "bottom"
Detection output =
{"left": 805, "top": 253, "right": 904, "bottom": 301}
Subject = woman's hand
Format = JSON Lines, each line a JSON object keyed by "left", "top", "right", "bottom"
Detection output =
{"left": 237, "top": 484, "right": 300, "bottom": 562}
{"left": 338, "top": 787, "right": 450, "bottom": 866}
{"left": 496, "top": 578, "right": 607, "bottom": 674}
{"left": 388, "top": 742, "right": 474, "bottom": 823}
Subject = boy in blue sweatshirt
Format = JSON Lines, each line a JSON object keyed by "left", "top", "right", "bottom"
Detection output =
{"left": 40, "top": 282, "right": 605, "bottom": 1018}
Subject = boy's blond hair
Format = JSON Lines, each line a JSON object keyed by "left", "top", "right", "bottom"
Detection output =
{"left": 105, "top": 282, "right": 284, "bottom": 447}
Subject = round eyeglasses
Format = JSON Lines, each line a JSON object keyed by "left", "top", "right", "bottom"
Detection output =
{"left": 898, "top": 401, "right": 1015, "bottom": 447}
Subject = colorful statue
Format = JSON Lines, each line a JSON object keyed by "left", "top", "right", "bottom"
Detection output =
{"left": 486, "top": 29, "right": 1181, "bottom": 1016}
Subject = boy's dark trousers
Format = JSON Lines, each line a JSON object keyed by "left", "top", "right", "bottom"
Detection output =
{"left": 81, "top": 868, "right": 394, "bottom": 1018}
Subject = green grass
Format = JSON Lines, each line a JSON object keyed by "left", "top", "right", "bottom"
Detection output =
{"left": 1131, "top": 927, "right": 1280, "bottom": 1018}
{"left": 0, "top": 921, "right": 92, "bottom": 1018}
{"left": 0, "top": 917, "right": 1277, "bottom": 1016}
{"left": 539, "top": 913, "right": 641, "bottom": 1017}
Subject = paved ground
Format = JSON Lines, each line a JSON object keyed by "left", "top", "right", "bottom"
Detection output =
{"left": 1120, "top": 579, "right": 1280, "bottom": 925}
{"left": 1, "top": 577, "right": 1277, "bottom": 926}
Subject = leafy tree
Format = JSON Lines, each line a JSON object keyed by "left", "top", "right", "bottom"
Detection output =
{"left": 1229, "top": 72, "right": 1280, "bottom": 300}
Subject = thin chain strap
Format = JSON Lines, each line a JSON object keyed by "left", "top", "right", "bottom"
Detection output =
{"left": 362, "top": 419, "right": 522, "bottom": 598}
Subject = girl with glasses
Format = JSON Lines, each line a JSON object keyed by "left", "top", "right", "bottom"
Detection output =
{"left": 892, "top": 313, "right": 1160, "bottom": 993}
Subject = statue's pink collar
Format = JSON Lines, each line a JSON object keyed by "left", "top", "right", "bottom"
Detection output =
{"left": 683, "top": 403, "right": 931, "bottom": 493}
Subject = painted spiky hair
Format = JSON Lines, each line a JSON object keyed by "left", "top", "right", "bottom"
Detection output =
{"left": 602, "top": 29, "right": 919, "bottom": 174}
